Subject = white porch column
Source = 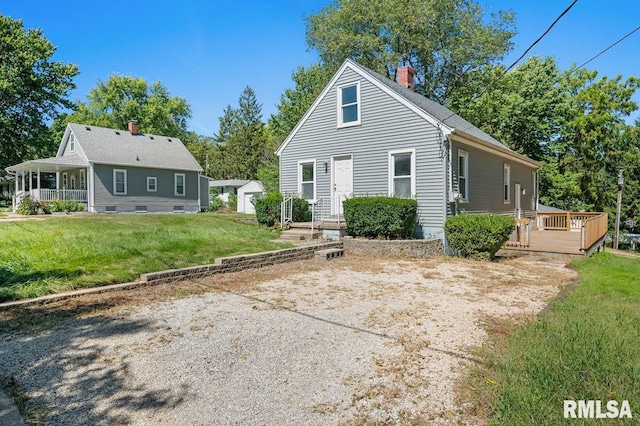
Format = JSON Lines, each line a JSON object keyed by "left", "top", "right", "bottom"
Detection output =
{"left": 14, "top": 174, "right": 18, "bottom": 194}
{"left": 37, "top": 167, "right": 41, "bottom": 198}
{"left": 21, "top": 172, "right": 25, "bottom": 192}
{"left": 28, "top": 170, "right": 32, "bottom": 193}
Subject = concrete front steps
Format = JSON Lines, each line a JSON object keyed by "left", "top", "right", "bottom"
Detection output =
{"left": 279, "top": 229, "right": 322, "bottom": 241}
{"left": 314, "top": 248, "right": 344, "bottom": 260}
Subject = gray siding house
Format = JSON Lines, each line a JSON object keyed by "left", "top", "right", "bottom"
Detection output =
{"left": 7, "top": 121, "right": 208, "bottom": 213}
{"left": 276, "top": 59, "right": 540, "bottom": 239}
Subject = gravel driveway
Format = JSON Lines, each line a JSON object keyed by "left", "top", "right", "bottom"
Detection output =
{"left": 0, "top": 254, "right": 576, "bottom": 425}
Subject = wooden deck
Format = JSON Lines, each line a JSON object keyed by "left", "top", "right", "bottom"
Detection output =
{"left": 505, "top": 229, "right": 586, "bottom": 256}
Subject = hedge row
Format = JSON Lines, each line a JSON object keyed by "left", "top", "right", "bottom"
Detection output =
{"left": 343, "top": 196, "right": 417, "bottom": 239}
{"left": 444, "top": 212, "right": 515, "bottom": 260}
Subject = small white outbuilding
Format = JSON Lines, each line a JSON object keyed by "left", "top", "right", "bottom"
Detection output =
{"left": 237, "top": 180, "right": 265, "bottom": 214}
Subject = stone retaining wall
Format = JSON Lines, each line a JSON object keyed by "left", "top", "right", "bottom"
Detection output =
{"left": 141, "top": 242, "right": 343, "bottom": 285}
{"left": 343, "top": 236, "right": 443, "bottom": 258}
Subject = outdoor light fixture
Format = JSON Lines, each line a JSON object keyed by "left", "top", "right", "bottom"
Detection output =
{"left": 324, "top": 161, "right": 329, "bottom": 173}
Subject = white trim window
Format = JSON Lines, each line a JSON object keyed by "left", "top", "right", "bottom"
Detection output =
{"left": 337, "top": 82, "right": 361, "bottom": 127}
{"left": 62, "top": 172, "right": 68, "bottom": 189}
{"left": 70, "top": 174, "right": 76, "bottom": 190}
{"left": 298, "top": 160, "right": 316, "bottom": 202}
{"left": 503, "top": 163, "right": 511, "bottom": 203}
{"left": 113, "top": 169, "right": 127, "bottom": 195}
{"left": 458, "top": 150, "right": 468, "bottom": 201}
{"left": 388, "top": 149, "right": 416, "bottom": 198}
{"left": 79, "top": 169, "right": 86, "bottom": 190}
{"left": 147, "top": 176, "right": 157, "bottom": 192}
{"left": 175, "top": 173, "right": 185, "bottom": 196}
{"left": 69, "top": 133, "right": 76, "bottom": 153}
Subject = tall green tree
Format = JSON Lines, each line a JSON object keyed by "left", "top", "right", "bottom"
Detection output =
{"left": 210, "top": 87, "right": 269, "bottom": 180}
{"left": 54, "top": 74, "right": 191, "bottom": 140}
{"left": 0, "top": 15, "right": 79, "bottom": 172}
{"left": 305, "top": 0, "right": 515, "bottom": 107}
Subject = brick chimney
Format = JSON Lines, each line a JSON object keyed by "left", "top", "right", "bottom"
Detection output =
{"left": 128, "top": 120, "right": 139, "bottom": 134}
{"left": 397, "top": 66, "right": 415, "bottom": 92}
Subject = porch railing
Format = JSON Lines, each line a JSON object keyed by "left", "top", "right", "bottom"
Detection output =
{"left": 280, "top": 196, "right": 293, "bottom": 229}
{"left": 36, "top": 189, "right": 87, "bottom": 202}
{"left": 581, "top": 213, "right": 608, "bottom": 250}
{"left": 536, "top": 212, "right": 602, "bottom": 231}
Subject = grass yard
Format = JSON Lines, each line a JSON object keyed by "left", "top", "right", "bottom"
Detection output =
{"left": 465, "top": 252, "right": 640, "bottom": 424}
{"left": 0, "top": 214, "right": 290, "bottom": 302}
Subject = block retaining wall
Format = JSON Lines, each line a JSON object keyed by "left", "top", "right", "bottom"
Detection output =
{"left": 343, "top": 236, "right": 443, "bottom": 258}
{"left": 141, "top": 242, "right": 344, "bottom": 285}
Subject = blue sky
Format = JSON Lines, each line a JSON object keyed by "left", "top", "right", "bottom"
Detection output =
{"left": 2, "top": 1, "right": 638, "bottom": 136}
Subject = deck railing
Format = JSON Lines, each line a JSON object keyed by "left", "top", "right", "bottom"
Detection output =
{"left": 581, "top": 213, "right": 608, "bottom": 250}
{"left": 536, "top": 212, "right": 602, "bottom": 231}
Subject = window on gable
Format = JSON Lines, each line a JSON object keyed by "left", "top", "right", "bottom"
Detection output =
{"left": 389, "top": 149, "right": 415, "bottom": 198}
{"left": 147, "top": 177, "right": 157, "bottom": 192}
{"left": 113, "top": 169, "right": 127, "bottom": 195}
{"left": 69, "top": 133, "right": 76, "bottom": 153}
{"left": 458, "top": 150, "right": 468, "bottom": 201}
{"left": 298, "top": 161, "right": 315, "bottom": 201}
{"left": 503, "top": 164, "right": 511, "bottom": 203}
{"left": 175, "top": 173, "right": 185, "bottom": 196}
{"left": 338, "top": 83, "right": 360, "bottom": 127}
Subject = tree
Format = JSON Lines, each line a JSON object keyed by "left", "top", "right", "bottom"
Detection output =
{"left": 305, "top": 0, "right": 515, "bottom": 107}
{"left": 462, "top": 56, "right": 569, "bottom": 161}
{"left": 0, "top": 15, "right": 79, "bottom": 172}
{"left": 54, "top": 74, "right": 191, "bottom": 140}
{"left": 210, "top": 87, "right": 269, "bottom": 180}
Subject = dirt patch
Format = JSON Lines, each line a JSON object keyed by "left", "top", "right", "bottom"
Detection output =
{"left": 0, "top": 254, "right": 577, "bottom": 425}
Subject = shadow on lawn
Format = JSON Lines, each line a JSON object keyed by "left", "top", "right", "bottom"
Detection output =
{"left": 0, "top": 303, "right": 192, "bottom": 424}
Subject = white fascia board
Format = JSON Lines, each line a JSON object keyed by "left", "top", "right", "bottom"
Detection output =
{"left": 450, "top": 130, "right": 541, "bottom": 169}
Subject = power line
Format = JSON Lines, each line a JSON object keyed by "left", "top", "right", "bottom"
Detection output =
{"left": 441, "top": 0, "right": 579, "bottom": 124}
{"left": 575, "top": 26, "right": 640, "bottom": 70}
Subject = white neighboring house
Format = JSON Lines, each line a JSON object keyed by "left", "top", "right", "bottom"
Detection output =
{"left": 208, "top": 179, "right": 250, "bottom": 203}
{"left": 237, "top": 180, "right": 265, "bottom": 214}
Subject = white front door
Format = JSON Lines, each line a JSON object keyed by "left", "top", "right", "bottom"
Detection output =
{"left": 514, "top": 183, "right": 521, "bottom": 218}
{"left": 332, "top": 154, "right": 353, "bottom": 215}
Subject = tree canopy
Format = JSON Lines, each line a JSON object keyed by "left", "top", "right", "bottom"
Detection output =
{"left": 0, "top": 14, "right": 79, "bottom": 172}
{"left": 305, "top": 0, "right": 515, "bottom": 107}
{"left": 54, "top": 74, "right": 191, "bottom": 141}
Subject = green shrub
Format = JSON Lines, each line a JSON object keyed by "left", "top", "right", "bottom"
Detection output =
{"left": 207, "top": 197, "right": 223, "bottom": 212}
{"left": 444, "top": 213, "right": 515, "bottom": 260}
{"left": 255, "top": 193, "right": 283, "bottom": 227}
{"left": 255, "top": 193, "right": 311, "bottom": 226}
{"left": 228, "top": 193, "right": 238, "bottom": 211}
{"left": 343, "top": 196, "right": 418, "bottom": 239}
{"left": 16, "top": 196, "right": 39, "bottom": 215}
{"left": 47, "top": 199, "right": 84, "bottom": 213}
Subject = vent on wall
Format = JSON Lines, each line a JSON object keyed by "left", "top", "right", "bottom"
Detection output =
{"left": 135, "top": 206, "right": 147, "bottom": 213}
{"left": 106, "top": 206, "right": 117, "bottom": 213}
{"left": 173, "top": 206, "right": 184, "bottom": 212}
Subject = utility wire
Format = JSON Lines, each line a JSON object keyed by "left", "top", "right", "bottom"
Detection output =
{"left": 441, "top": 0, "right": 579, "bottom": 124}
{"left": 575, "top": 26, "right": 640, "bottom": 70}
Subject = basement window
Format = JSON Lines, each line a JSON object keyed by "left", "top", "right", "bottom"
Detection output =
{"left": 173, "top": 205, "right": 184, "bottom": 212}
{"left": 106, "top": 206, "right": 117, "bottom": 213}
{"left": 135, "top": 206, "right": 148, "bottom": 213}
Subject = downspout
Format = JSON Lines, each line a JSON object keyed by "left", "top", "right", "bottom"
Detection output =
{"left": 197, "top": 172, "right": 202, "bottom": 212}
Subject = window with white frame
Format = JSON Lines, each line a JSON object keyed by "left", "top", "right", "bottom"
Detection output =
{"left": 79, "top": 170, "right": 85, "bottom": 190}
{"left": 70, "top": 174, "right": 76, "bottom": 190}
{"left": 458, "top": 150, "right": 468, "bottom": 201}
{"left": 62, "top": 172, "right": 68, "bottom": 189}
{"left": 503, "top": 163, "right": 510, "bottom": 203}
{"left": 337, "top": 82, "right": 360, "bottom": 127}
{"left": 147, "top": 177, "right": 157, "bottom": 192}
{"left": 69, "top": 133, "right": 76, "bottom": 153}
{"left": 175, "top": 173, "right": 185, "bottom": 196}
{"left": 389, "top": 149, "right": 415, "bottom": 198}
{"left": 113, "top": 169, "right": 127, "bottom": 195}
{"left": 298, "top": 161, "right": 315, "bottom": 201}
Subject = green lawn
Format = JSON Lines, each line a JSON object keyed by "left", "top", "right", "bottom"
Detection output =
{"left": 0, "top": 214, "right": 290, "bottom": 302}
{"left": 467, "top": 252, "right": 640, "bottom": 424}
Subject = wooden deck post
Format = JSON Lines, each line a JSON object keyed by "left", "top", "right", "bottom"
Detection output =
{"left": 566, "top": 212, "right": 571, "bottom": 231}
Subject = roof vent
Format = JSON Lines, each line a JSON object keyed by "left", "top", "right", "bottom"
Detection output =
{"left": 115, "top": 131, "right": 121, "bottom": 135}
{"left": 136, "top": 156, "right": 140, "bottom": 161}
{"left": 85, "top": 126, "right": 91, "bottom": 131}
{"left": 167, "top": 138, "right": 172, "bottom": 142}
{"left": 149, "top": 136, "right": 155, "bottom": 140}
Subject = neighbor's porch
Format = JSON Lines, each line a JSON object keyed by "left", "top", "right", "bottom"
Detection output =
{"left": 6, "top": 157, "right": 89, "bottom": 211}
{"left": 506, "top": 212, "right": 608, "bottom": 256}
